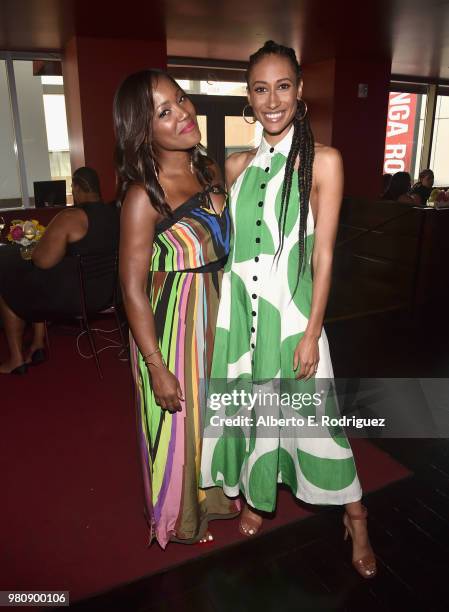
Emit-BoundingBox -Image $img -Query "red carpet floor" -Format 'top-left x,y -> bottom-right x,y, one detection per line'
0,324 -> 411,603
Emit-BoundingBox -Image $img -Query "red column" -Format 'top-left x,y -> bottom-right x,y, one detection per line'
302,59 -> 336,146
303,56 -> 391,198
63,36 -> 167,200
332,57 -> 391,198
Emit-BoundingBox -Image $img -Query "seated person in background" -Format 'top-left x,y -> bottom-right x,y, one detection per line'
409,169 -> 434,205
381,171 -> 414,203
0,166 -> 120,374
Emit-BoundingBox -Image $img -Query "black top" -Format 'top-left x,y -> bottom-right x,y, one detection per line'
409,184 -> 432,205
1,202 -> 120,321
66,201 -> 120,256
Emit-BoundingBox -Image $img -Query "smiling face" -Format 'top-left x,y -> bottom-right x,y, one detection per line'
151,75 -> 201,153
247,54 -> 302,140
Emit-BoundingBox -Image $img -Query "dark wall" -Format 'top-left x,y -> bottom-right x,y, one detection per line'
63,36 -> 167,201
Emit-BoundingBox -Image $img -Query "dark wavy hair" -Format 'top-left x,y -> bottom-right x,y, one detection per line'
247,40 -> 314,279
113,69 -> 213,213
381,171 -> 411,200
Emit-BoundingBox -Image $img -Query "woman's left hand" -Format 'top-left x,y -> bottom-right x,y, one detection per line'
293,333 -> 320,380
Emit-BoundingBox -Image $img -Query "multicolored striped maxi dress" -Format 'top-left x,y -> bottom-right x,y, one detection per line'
200,128 -> 362,512
130,187 -> 239,549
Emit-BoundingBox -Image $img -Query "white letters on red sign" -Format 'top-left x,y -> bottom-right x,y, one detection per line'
383,92 -> 417,175
384,143 -> 407,172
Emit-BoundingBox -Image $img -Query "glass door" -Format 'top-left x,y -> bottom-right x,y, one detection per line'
190,95 -> 251,175
225,115 -> 261,158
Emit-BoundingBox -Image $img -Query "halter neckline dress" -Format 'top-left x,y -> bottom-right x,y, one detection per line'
200,128 -> 362,511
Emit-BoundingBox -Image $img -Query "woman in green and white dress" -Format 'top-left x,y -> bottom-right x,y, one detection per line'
200,41 -> 376,579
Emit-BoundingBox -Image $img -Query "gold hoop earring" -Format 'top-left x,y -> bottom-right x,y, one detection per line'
243,104 -> 256,125
297,99 -> 308,121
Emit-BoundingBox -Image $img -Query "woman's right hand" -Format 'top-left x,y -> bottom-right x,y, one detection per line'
149,364 -> 184,412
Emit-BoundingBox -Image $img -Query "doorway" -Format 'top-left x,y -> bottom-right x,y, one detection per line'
190,94 -> 260,173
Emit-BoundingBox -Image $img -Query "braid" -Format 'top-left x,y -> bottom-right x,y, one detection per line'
298,101 -> 315,274
248,41 -> 315,293
275,119 -> 300,262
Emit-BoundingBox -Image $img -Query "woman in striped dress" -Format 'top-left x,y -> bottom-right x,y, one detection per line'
114,70 -> 239,549
200,41 -> 376,578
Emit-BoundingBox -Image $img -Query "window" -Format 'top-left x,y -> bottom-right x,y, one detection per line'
177,79 -> 247,97
0,60 -> 22,208
0,55 -> 71,209
225,116 -> 262,157
430,95 -> 449,186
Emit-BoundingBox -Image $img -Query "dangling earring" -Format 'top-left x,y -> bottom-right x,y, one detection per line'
190,144 -> 201,174
151,156 -> 158,177
296,99 -> 308,121
152,156 -> 167,198
243,104 -> 256,125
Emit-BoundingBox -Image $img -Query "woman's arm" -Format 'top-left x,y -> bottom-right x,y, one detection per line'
119,184 -> 184,411
225,150 -> 255,191
293,146 -> 343,379
32,208 -> 87,269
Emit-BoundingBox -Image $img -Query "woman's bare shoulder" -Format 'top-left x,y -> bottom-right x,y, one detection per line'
49,206 -> 86,230
313,143 -> 343,179
122,184 -> 158,215
225,149 -> 257,187
123,183 -> 151,203
314,142 -> 342,163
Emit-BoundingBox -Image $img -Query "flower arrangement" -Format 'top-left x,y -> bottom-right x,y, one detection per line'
428,189 -> 449,204
7,219 -> 46,259
7,219 -> 46,247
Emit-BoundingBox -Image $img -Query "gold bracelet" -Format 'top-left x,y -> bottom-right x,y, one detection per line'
145,356 -> 166,369
142,348 -> 161,361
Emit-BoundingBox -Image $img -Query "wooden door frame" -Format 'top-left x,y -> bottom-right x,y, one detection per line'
190,94 -> 251,172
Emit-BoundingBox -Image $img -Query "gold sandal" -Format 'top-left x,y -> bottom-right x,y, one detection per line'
343,505 -> 377,579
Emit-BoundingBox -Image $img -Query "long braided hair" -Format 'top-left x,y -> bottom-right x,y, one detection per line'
113,69 -> 213,212
247,41 -> 314,283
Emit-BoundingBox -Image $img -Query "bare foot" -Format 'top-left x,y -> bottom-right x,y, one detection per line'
239,504 -> 263,536
199,530 -> 214,544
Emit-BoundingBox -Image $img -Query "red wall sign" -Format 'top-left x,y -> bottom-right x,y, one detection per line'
383,92 -> 418,174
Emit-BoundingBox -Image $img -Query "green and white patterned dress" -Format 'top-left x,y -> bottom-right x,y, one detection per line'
200,126 -> 362,512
